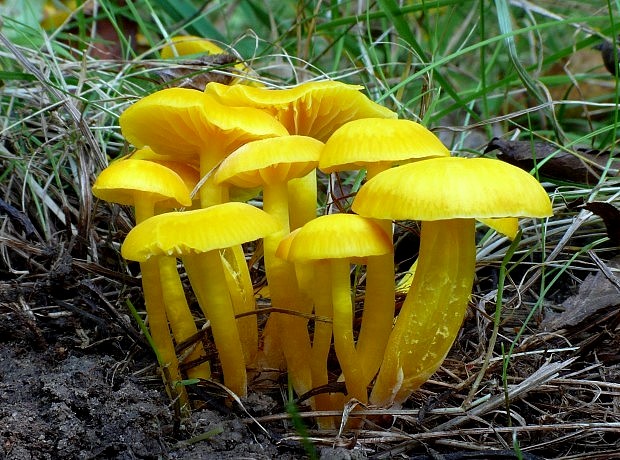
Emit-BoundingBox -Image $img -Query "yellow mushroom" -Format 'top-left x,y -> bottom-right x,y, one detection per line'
320,118 -> 450,385
121,202 -> 280,397
279,213 -> 393,406
352,157 -> 553,407
92,159 -> 197,401
161,35 -> 227,58
119,88 -> 288,364
213,135 -> 323,396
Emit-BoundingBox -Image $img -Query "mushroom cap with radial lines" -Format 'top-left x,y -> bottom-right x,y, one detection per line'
119,88 -> 289,161
204,80 -> 397,141
92,159 -> 191,208
351,157 -> 553,220
127,147 -> 200,194
320,118 -> 450,173
213,135 -> 323,187
278,213 -> 393,263
121,202 -> 280,262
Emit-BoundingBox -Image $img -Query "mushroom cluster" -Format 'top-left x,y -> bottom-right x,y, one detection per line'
93,75 -> 552,418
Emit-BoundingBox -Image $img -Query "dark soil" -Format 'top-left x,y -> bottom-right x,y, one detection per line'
0,295 -> 360,459
0,338 -> 287,459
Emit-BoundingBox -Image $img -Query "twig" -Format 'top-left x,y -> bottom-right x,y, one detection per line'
374,357 -> 577,458
587,250 -> 620,292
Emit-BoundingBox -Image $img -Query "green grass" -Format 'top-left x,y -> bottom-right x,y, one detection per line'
1,0 -> 620,456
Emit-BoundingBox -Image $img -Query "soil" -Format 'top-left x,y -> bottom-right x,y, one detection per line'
0,338 -> 283,459
0,290 -> 359,460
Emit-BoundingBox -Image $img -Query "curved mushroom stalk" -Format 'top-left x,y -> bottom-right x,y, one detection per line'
370,219 -> 476,407
183,251 -> 248,397
121,203 -> 280,400
220,251 -> 259,366
352,156 -> 552,407
355,225 -> 396,383
261,182 -> 313,396
213,135 -> 324,396
139,258 -> 187,403
330,259 -> 369,404
92,159 -> 194,406
158,256 -> 211,380
319,119 -> 452,386
309,260 -> 335,428
279,213 -> 393,410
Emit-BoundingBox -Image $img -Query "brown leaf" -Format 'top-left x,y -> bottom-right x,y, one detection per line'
582,201 -> 620,246
541,256 -> 620,330
594,37 -> 620,77
484,137 -> 618,184
152,54 -> 237,90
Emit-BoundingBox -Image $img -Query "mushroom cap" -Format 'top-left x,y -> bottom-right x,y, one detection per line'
92,159 -> 192,208
121,202 -> 279,262
352,157 -> 553,221
274,228 -> 301,261
213,135 -> 323,188
128,147 -> 200,194
480,217 -> 519,239
119,88 -> 288,162
320,118 -> 450,173
161,35 -> 225,58
204,80 -> 397,141
280,213 -> 393,262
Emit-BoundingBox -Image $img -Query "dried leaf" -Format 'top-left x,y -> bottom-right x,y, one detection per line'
594,37 -> 620,76
582,201 -> 620,245
0,197 -> 38,240
541,257 -> 620,330
484,137 -> 618,184
153,55 -> 237,90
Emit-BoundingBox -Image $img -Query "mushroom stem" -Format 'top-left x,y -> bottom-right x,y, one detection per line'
310,260 -> 335,428
183,251 -> 248,397
220,252 -> 258,366
197,155 -> 259,370
198,160 -> 230,208
133,201 -> 188,405
134,201 -> 155,226
288,170 -> 318,230
262,182 -> 313,396
140,258 -> 187,404
331,259 -> 368,404
355,223 -> 395,383
370,219 -> 476,407
355,163 -> 395,383
158,256 -> 211,380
